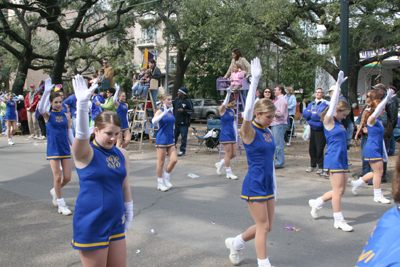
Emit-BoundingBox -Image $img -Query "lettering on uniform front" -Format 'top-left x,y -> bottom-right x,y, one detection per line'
263,132 -> 272,143
106,155 -> 121,169
56,116 -> 64,123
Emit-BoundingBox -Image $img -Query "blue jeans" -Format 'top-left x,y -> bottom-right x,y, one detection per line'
0,114 -> 6,132
139,85 -> 149,97
271,124 -> 287,167
175,125 -> 188,153
388,134 -> 395,156
132,84 -> 142,95
347,122 -> 353,146
150,89 -> 159,108
360,136 -> 372,176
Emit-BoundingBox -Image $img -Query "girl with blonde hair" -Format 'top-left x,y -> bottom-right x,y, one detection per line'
152,93 -> 178,191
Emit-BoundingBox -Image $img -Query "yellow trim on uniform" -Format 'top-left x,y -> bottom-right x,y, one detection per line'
93,139 -> 100,148
121,127 -> 129,131
241,194 -> 274,200
252,120 -> 265,130
364,157 -> 383,161
71,233 -> 125,248
47,155 -> 71,159
221,141 -> 236,144
51,109 -> 61,112
323,169 -> 349,172
155,143 -> 175,147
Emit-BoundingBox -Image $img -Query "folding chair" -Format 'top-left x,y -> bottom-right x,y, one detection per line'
192,119 -> 221,154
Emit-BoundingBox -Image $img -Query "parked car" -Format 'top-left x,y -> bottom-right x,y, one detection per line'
191,99 -> 221,121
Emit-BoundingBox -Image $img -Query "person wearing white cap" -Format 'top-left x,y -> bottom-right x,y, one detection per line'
173,87 -> 194,156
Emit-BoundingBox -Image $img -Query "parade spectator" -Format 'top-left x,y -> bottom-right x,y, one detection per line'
148,59 -> 162,107
173,87 -> 194,157
88,73 -> 98,88
36,91 -> 46,138
138,69 -> 152,100
24,84 -> 40,139
131,67 -> 147,99
284,86 -> 297,145
263,88 -> 275,102
303,88 -> 329,177
270,84 -> 288,169
228,64 -> 245,92
17,95 -> 29,135
386,85 -> 399,156
97,69 -> 106,91
102,58 -> 114,88
255,89 -> 264,104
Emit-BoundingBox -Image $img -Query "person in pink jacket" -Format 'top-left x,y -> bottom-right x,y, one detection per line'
228,64 -> 245,93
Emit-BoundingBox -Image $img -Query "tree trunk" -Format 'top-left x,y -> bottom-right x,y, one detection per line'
12,48 -> 33,96
348,50 -> 360,105
51,36 -> 70,84
172,49 -> 190,98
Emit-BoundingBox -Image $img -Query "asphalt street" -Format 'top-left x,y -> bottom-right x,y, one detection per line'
0,136 -> 394,267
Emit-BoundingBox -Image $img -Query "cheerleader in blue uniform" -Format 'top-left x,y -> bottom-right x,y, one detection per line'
0,92 -> 18,145
38,78 -> 75,216
225,58 -> 276,267
351,89 -> 395,204
215,89 -> 238,180
70,75 -> 133,267
113,84 -> 131,148
308,71 -> 353,232
152,94 -> 177,192
355,155 -> 400,267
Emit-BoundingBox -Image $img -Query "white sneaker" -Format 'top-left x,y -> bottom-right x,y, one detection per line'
164,179 -> 172,189
50,188 -> 57,206
8,140 -> 14,145
58,205 -> 72,216
334,220 -> 353,232
374,195 -> 391,204
225,237 -> 240,265
351,180 -> 359,195
285,142 -> 290,146
29,134 -> 35,138
226,172 -> 238,180
320,172 -> 330,179
308,199 -> 321,219
157,183 -> 168,192
215,162 -> 222,175
316,168 -> 323,174
38,136 -> 46,140
34,135 -> 39,139
306,167 -> 317,172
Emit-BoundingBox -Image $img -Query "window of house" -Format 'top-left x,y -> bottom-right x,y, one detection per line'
142,26 -> 157,42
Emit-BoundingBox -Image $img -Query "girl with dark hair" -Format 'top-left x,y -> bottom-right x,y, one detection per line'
215,90 -> 238,179
152,93 -> 177,191
263,88 -> 275,103
255,89 -> 264,104
113,84 -> 131,148
308,71 -> 353,232
38,78 -> 74,215
70,75 -> 133,267
223,48 -> 251,79
0,92 -> 18,145
351,89 -> 396,204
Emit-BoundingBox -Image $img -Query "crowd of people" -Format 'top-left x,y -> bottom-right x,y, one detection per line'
1,49 -> 400,267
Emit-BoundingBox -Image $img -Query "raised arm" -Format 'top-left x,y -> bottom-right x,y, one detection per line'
368,89 -> 395,126
113,83 -> 120,109
240,57 -> 262,144
324,71 -> 347,129
152,104 -> 170,124
219,88 -> 232,115
38,78 -> 54,120
71,75 -> 98,166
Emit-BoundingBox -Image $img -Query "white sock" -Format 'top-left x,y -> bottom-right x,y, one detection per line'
157,178 -> 164,184
57,198 -> 66,206
8,138 -> 11,142
333,212 -> 344,222
257,258 -> 271,267
374,188 -> 382,198
232,234 -> 245,250
163,172 -> 170,180
226,166 -> 232,173
314,197 -> 325,209
218,159 -> 225,167
355,178 -> 365,188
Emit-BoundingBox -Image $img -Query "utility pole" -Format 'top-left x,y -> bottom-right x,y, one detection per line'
340,0 -> 349,100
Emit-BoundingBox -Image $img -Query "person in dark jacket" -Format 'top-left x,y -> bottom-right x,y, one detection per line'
303,88 -> 329,178
173,87 -> 194,156
148,59 -> 162,107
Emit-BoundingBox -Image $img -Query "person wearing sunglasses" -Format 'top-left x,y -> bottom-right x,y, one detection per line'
263,88 -> 275,103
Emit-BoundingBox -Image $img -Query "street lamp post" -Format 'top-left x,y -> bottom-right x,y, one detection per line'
340,0 -> 349,100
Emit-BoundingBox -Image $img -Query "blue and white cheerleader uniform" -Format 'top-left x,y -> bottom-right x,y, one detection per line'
220,106 -> 236,144
5,100 -> 16,121
364,118 -> 384,162
46,109 -> 70,160
323,117 -> 349,173
71,139 -> 127,250
241,120 -> 276,201
116,102 -> 129,131
155,108 -> 175,148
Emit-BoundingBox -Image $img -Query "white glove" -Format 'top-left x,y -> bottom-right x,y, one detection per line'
73,75 -> 97,140
243,57 -> 262,121
124,200 -> 134,233
372,89 -> 395,119
222,88 -> 233,106
38,77 -> 54,114
326,70 -> 347,118
152,104 -> 170,124
114,83 -> 120,104
68,128 -> 74,145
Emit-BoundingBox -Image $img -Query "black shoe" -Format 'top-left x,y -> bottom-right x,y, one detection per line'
382,178 -> 387,183
178,151 -> 185,156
